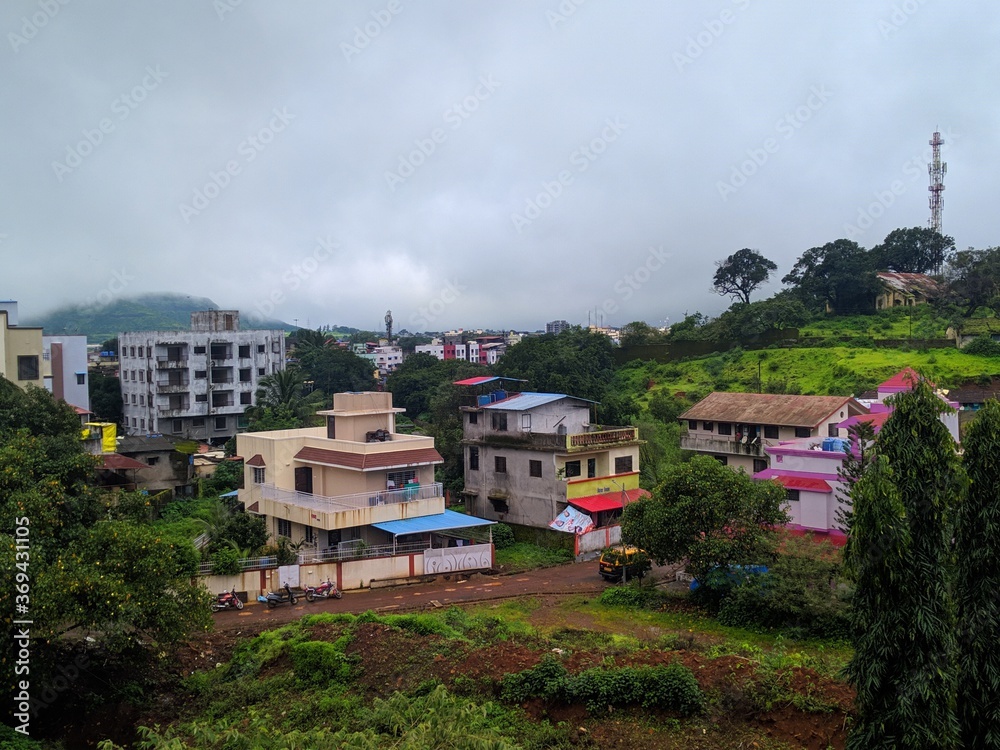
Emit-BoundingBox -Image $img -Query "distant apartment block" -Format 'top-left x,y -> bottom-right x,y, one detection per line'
415,336 -> 506,365
546,320 -> 571,335
119,310 -> 285,441
43,334 -> 90,412
0,301 -> 45,392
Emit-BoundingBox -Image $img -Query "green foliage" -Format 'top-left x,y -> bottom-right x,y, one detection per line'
845,379 -> 963,749
500,656 -> 704,716
955,400 -> 1000,748
494,542 -> 572,571
297,346 -> 376,396
598,583 -> 664,609
210,545 -> 241,575
215,511 -> 268,554
873,227 -> 954,274
491,522 -> 515,550
88,370 -> 123,423
621,455 -> 789,582
200,459 -> 243,497
249,367 -> 325,426
944,246 -> 1000,317
712,248 -> 778,305
783,238 -> 881,314
962,335 -> 1000,356
290,639 -> 353,687
647,389 -> 685,423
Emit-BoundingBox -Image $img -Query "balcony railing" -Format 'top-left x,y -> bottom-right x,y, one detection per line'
258,481 -> 443,513
568,428 -> 639,450
156,357 -> 188,368
680,435 -> 764,457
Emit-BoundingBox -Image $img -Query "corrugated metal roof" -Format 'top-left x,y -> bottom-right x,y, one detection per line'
99,453 -> 147,470
481,392 -> 596,411
570,488 -> 649,513
876,272 -> 942,298
372,509 -> 495,536
679,392 -> 863,428
878,367 -> 928,391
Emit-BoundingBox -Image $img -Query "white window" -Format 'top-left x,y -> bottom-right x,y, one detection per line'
252,467 -> 265,484
521,414 -> 531,431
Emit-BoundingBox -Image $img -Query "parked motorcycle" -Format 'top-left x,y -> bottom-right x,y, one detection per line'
211,587 -> 244,612
258,583 -> 298,609
305,578 -> 343,602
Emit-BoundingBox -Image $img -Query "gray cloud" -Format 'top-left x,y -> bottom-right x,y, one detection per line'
2,0 -> 997,331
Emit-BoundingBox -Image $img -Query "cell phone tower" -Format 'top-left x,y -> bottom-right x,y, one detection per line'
928,130 -> 946,235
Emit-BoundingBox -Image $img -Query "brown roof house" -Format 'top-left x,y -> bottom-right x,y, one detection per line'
234,391 -> 495,593
875,272 -> 942,310
679,392 -> 867,474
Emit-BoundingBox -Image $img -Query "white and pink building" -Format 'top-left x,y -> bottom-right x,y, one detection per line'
753,368 -> 959,545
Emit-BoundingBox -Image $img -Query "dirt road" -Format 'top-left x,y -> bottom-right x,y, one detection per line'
210,560 -> 680,630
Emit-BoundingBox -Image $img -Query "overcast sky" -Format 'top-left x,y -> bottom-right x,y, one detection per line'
2,1 -> 998,333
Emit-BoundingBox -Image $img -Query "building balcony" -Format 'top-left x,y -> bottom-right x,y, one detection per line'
247,482 -> 446,531
156,357 -> 188,368
158,406 -> 191,418
467,427 -> 640,453
156,381 -> 189,392
680,434 -> 764,457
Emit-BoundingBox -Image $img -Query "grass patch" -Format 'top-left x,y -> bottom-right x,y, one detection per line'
495,542 -> 573,572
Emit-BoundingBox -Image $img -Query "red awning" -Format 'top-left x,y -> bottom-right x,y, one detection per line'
771,475 -> 832,493
570,488 -> 649,514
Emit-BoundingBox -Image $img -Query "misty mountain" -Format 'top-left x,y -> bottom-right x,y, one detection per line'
24,293 -> 293,344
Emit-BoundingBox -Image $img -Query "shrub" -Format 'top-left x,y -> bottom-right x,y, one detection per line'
210,546 -> 241,576
290,639 -> 353,687
963,335 -> 1000,357
492,523 -> 515,550
598,584 -> 662,609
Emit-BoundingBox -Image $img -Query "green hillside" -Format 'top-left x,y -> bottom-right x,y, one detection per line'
24,293 -> 293,343
620,346 -> 1000,408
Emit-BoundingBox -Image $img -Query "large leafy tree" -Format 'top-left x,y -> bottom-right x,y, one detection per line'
782,239 -> 882,314
495,327 -> 618,414
620,455 -> 788,582
0,380 -> 210,712
712,248 -> 778,305
618,321 -> 667,348
955,400 -> 1000,748
873,227 -> 954,274
387,352 -> 455,418
943,246 -> 1000,317
88,370 -> 123,423
845,378 -> 961,749
251,367 -> 325,425
298,346 -> 376,396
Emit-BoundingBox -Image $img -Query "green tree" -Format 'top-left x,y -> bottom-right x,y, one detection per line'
620,455 -> 788,582
944,246 -> 1000,317
712,248 -> 778,305
216,511 -> 268,555
835,419 -> 877,534
873,227 -> 954,274
387,352 -> 453,418
251,367 -> 325,425
955,400 -> 1000,748
845,379 -> 961,749
618,321 -> 667,348
783,239 -> 881,314
844,456 -> 914,749
298,347 -> 376,396
88,371 -> 123,423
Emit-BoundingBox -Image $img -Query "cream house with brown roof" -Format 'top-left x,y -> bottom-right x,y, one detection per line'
236,391 -> 494,582
679,392 -> 867,473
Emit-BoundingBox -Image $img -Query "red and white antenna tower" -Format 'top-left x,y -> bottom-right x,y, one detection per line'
928,130 -> 946,234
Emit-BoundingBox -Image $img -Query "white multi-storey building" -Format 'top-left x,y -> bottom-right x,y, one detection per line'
42,334 -> 90,413
119,311 -> 285,441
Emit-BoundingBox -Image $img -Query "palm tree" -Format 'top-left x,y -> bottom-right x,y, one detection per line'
249,367 -> 326,425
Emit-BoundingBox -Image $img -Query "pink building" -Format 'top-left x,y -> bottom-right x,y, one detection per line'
753,368 -> 959,545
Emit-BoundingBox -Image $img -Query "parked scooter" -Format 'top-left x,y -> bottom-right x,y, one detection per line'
305,578 -> 343,602
258,583 -> 298,609
211,587 -> 244,612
